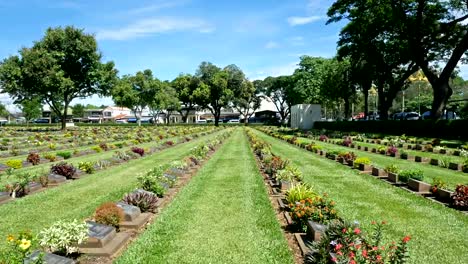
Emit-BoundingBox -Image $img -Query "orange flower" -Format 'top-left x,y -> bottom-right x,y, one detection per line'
402,235 -> 411,243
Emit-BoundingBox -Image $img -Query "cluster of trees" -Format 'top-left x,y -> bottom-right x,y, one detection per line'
0,26 -> 263,129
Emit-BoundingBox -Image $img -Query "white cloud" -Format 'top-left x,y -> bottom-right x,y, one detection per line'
249,62 -> 298,80
287,16 -> 322,26
96,17 -> 214,41
265,41 -> 279,49
127,1 -> 187,15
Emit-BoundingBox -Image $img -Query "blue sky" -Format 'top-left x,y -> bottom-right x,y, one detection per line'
0,0 -> 467,110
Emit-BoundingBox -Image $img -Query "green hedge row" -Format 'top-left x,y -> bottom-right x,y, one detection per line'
314,120 -> 468,140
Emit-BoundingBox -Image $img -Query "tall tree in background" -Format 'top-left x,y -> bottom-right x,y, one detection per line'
293,56 -> 331,104
194,62 -> 233,126
71,103 -> 85,118
0,26 -> 117,129
0,103 -> 9,119
148,81 -> 180,124
112,69 -> 157,126
261,75 -> 296,124
232,79 -> 261,124
172,74 -> 198,123
19,98 -> 42,123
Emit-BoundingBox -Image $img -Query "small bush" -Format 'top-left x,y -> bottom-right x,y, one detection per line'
91,146 -> 103,153
290,194 -> 339,229
384,164 -> 400,174
353,157 -> 371,169
451,184 -> 468,209
431,177 -> 447,194
50,162 -> 76,179
123,191 -> 159,213
26,153 -> 41,166
286,183 -> 316,204
99,143 -> 108,151
38,220 -> 88,255
6,160 -> 22,169
94,202 -> 124,228
399,169 -> 424,183
44,153 -> 57,162
131,147 -> 145,157
78,161 -> 95,174
56,151 -> 72,160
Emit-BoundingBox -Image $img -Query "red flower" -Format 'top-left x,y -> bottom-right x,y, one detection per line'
342,228 -> 347,233
350,260 -> 356,264
354,228 -> 361,234
335,243 -> 343,250
331,257 -> 337,263
337,251 -> 343,256
349,251 -> 355,258
362,250 -> 368,257
371,220 -> 376,225
402,235 -> 411,243
377,255 -> 382,261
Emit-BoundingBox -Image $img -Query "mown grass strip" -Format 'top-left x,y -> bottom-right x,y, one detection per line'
291,135 -> 468,190
116,129 -> 294,264
0,130 -> 224,251
253,129 -> 468,264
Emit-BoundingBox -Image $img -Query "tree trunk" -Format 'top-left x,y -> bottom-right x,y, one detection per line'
343,98 -> 350,119
61,103 -> 69,130
431,81 -> 452,119
362,80 -> 370,119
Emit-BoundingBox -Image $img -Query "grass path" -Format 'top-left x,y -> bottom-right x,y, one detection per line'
253,129 -> 468,264
116,129 -> 294,264
0,130 -> 223,251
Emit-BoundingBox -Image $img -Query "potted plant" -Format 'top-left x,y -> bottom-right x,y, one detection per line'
354,157 -> 371,171
385,165 -> 400,182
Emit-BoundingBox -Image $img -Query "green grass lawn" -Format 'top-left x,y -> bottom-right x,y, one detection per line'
0,130 -> 224,251
0,129 -> 214,185
289,135 -> 468,190
116,129 -> 294,264
253,129 -> 468,264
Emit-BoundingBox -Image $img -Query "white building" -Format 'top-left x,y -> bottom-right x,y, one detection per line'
290,104 -> 322,130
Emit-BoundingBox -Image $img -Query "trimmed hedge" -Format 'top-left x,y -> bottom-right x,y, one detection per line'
314,120 -> 468,140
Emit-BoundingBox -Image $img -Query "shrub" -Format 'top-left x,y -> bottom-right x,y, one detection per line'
286,183 -> 317,204
123,191 -> 159,213
290,194 -> 339,230
276,165 -> 303,182
91,146 -> 103,153
38,220 -> 88,255
6,160 -> 22,169
353,157 -> 371,169
115,142 -> 124,149
463,158 -> 468,173
1,231 -> 36,263
131,147 -> 145,157
342,136 -> 352,147
165,141 -> 174,146
384,164 -> 400,174
451,184 -> 468,209
44,153 -> 57,162
50,162 -> 76,179
137,173 -> 166,197
78,161 -> 95,174
431,177 -> 448,194
94,202 -> 124,228
306,220 -> 411,264
387,146 -> 398,155
48,143 -> 56,150
99,143 -> 109,151
56,151 -> 72,160
26,153 -> 41,166
399,169 -> 424,183
319,135 -> 328,141
377,146 -> 386,154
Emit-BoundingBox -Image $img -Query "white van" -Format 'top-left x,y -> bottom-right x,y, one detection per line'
228,119 -> 239,123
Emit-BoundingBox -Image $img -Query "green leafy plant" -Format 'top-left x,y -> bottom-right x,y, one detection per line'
43,152 -> 57,162
78,161 -> 96,174
353,157 -> 371,169
0,231 -> 40,263
384,164 -> 400,174
91,146 -> 103,153
50,162 -> 76,179
6,159 -> 22,169
38,220 -> 88,255
56,151 -> 72,160
290,193 -> 339,230
286,183 -> 317,204
276,165 -> 303,182
431,177 -> 448,194
399,169 -> 424,183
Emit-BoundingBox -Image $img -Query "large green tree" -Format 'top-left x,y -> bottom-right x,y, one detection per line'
19,98 -> 42,123
171,74 -> 199,123
194,62 -> 235,126
112,69 -> 158,126
0,26 -> 117,129
71,103 -> 85,118
148,81 -> 180,124
232,79 -> 261,124
260,75 -> 297,124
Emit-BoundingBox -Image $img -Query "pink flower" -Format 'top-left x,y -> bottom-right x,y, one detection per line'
342,228 -> 347,233
350,260 -> 356,264
331,257 -> 337,263
335,243 -> 343,250
354,228 -> 361,234
402,235 -> 411,243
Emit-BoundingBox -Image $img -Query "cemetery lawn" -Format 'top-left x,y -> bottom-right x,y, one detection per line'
0,131 -> 222,252
253,129 -> 468,264
116,129 -> 294,264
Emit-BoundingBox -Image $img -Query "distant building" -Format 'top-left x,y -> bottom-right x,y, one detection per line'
290,104 -> 322,130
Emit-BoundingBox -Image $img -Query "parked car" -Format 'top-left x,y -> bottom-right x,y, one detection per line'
421,110 -> 459,120
228,119 -> 239,123
404,112 -> 420,120
33,118 -> 50,124
196,120 -> 207,124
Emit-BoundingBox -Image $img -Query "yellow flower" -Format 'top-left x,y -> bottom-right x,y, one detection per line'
6,235 -> 14,242
18,239 -> 31,251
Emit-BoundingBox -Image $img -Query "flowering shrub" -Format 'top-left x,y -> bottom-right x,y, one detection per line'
99,143 -> 109,151
0,231 -> 37,263
6,160 -> 22,169
451,184 -> 468,210
266,156 -> 289,176
306,220 -> 411,264
290,194 -> 339,230
26,153 -> 41,165
319,135 -> 329,142
38,220 -> 88,255
286,183 -> 317,204
123,191 -> 159,213
131,147 -> 145,157
430,178 -> 447,194
354,157 -> 371,169
50,162 -> 76,179
94,202 -> 124,228
165,140 -> 174,146
342,137 -> 352,147
386,146 -> 398,155
78,161 -> 96,174
338,152 -> 356,162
